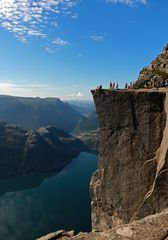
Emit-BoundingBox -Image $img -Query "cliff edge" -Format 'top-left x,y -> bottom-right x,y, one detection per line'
91,89 -> 168,231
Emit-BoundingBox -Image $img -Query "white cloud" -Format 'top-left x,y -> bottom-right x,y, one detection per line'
69,92 -> 84,98
77,92 -> 83,97
105,0 -> 147,6
88,33 -> 107,42
45,47 -> 55,54
52,37 -> 70,46
0,0 -> 76,43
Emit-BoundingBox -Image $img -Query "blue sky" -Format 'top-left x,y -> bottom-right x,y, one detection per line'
0,0 -> 167,100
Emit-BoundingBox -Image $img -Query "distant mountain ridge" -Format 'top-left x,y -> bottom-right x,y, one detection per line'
0,95 -> 82,132
65,100 -> 95,116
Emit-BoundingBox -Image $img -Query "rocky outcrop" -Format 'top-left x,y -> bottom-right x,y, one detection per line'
36,230 -> 77,240
0,121 -> 86,178
36,208 -> 168,240
91,89 -> 168,231
137,43 -> 168,87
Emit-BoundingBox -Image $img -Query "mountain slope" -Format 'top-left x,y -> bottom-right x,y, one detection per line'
0,121 -> 86,177
75,111 -> 99,133
137,43 -> 168,87
0,95 -> 82,132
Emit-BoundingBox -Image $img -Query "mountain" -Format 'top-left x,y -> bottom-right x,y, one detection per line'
0,121 -> 86,178
74,111 -> 99,153
137,43 -> 168,87
65,100 -> 95,116
75,111 -> 99,133
0,95 -> 82,132
76,130 -> 99,154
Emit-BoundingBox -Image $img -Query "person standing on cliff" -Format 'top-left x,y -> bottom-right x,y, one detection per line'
116,82 -> 119,89
130,82 -> 133,89
110,81 -> 112,89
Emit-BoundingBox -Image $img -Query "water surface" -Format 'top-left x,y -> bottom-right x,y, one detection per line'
0,152 -> 98,240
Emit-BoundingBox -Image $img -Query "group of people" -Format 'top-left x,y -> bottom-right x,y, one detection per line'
96,83 -> 118,90
109,81 -> 119,90
124,82 -> 134,89
96,79 -> 168,91
96,81 -> 136,91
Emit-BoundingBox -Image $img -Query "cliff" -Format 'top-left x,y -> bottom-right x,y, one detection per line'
91,89 -> 168,231
38,89 -> 168,240
36,43 -> 168,240
0,122 -> 86,178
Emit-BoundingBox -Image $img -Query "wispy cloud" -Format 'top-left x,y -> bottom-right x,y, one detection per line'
0,81 -> 62,97
52,38 -> 70,46
105,0 -> 147,6
45,47 -> 55,54
0,0 -> 76,44
88,33 -> 107,42
0,81 -> 93,100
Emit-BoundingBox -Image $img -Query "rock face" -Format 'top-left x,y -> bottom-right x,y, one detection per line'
37,208 -> 168,240
0,121 -> 85,178
137,43 -> 168,87
91,89 -> 168,231
36,230 -> 77,240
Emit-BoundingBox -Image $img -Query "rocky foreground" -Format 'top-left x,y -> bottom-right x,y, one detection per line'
37,208 -> 168,240
0,121 -> 86,178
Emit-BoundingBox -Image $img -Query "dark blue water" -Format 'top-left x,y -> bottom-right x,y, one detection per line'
0,152 -> 98,240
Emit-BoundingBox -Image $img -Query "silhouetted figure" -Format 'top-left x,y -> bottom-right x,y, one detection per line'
116,82 -> 118,89
125,83 -> 128,89
110,81 -> 113,89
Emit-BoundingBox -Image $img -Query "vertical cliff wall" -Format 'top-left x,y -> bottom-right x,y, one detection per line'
91,90 -> 168,231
